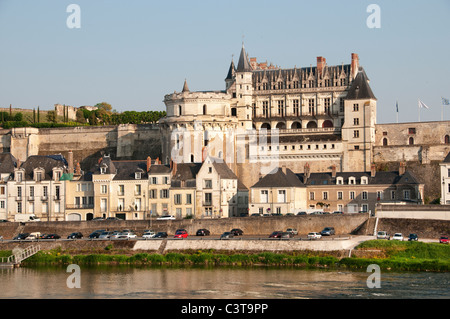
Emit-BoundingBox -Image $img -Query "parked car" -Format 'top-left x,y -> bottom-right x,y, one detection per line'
332,211 -> 344,214
230,228 -> 243,236
67,232 -> 83,239
157,215 -> 176,220
286,228 -> 298,235
250,213 -> 261,217
154,232 -> 168,238
99,231 -> 114,239
196,229 -> 210,236
376,231 -> 390,240
109,231 -> 122,239
408,233 -> 419,241
106,217 -> 122,221
296,211 -> 307,216
25,232 -> 41,240
174,230 -> 188,239
42,233 -> 60,239
307,232 -> 322,240
320,227 -> 335,236
439,236 -> 449,244
13,233 -> 30,240
220,232 -> 234,239
392,233 -> 404,241
91,217 -> 105,221
310,211 -> 324,215
281,232 -> 293,238
269,231 -> 283,238
89,230 -> 106,239
142,230 -> 156,239
118,232 -> 137,239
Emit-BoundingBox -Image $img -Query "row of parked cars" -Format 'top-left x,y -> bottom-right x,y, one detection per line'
377,231 -> 449,243
13,232 -> 61,240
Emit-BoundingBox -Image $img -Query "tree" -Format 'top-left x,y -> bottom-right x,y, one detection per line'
46,110 -> 57,123
75,109 -> 85,124
14,112 -> 23,122
95,102 -> 112,113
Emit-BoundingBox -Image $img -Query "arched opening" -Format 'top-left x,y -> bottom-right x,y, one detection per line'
260,123 -> 271,130
383,138 -> 388,146
445,135 -> 450,144
409,137 -> 414,145
322,120 -> 333,128
86,213 -> 94,221
178,105 -> 182,116
291,121 -> 302,129
231,108 -> 237,116
306,121 -> 318,129
203,105 -> 207,115
190,154 -> 195,163
67,213 -> 81,221
276,122 -> 286,129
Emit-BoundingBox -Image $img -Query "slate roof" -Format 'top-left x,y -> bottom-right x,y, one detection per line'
346,67 -> 377,100
443,152 -> 450,163
0,153 -> 17,174
148,164 -> 171,175
111,161 -> 148,180
171,163 -> 202,188
236,44 -> 253,72
20,155 -> 67,181
252,167 -> 305,188
297,171 -> 420,186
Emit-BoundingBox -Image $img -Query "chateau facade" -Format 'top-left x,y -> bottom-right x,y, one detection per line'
160,45 -> 377,189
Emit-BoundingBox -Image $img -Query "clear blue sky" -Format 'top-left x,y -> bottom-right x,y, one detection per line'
0,0 -> 449,124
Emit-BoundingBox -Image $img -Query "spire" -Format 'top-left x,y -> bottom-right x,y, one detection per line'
346,68 -> 377,100
182,79 -> 189,92
236,43 -> 252,72
225,59 -> 235,80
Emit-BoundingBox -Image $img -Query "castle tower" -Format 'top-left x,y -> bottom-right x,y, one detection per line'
234,44 -> 253,130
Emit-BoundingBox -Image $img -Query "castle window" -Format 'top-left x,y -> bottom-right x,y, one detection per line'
231,108 -> 237,117
408,137 -> 414,145
353,118 -> 359,126
353,130 -> 360,138
408,128 -> 416,134
383,138 -> 388,146
353,104 -> 359,112
178,105 -> 182,116
445,135 -> 450,144
203,105 -> 207,115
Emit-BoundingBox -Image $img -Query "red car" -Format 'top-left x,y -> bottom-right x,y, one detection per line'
174,230 -> 188,238
439,236 -> 449,244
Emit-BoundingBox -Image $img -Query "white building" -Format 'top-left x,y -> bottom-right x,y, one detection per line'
440,152 -> 450,204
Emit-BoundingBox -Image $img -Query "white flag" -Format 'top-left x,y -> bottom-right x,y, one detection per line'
418,99 -> 429,109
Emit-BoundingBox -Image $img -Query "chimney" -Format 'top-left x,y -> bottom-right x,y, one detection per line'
351,53 -> 359,79
399,162 -> 406,176
172,161 -> 178,177
75,162 -> 81,175
331,164 -> 336,178
202,146 -> 207,162
317,56 -> 326,76
146,156 -> 152,172
371,163 -> 376,177
68,150 -> 74,174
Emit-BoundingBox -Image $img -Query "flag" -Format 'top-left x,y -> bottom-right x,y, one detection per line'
418,99 -> 429,109
443,97 -> 450,105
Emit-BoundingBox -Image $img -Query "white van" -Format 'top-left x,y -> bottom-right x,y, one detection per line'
15,214 -> 41,222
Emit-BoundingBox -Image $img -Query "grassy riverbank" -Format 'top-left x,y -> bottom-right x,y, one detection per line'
2,240 -> 449,272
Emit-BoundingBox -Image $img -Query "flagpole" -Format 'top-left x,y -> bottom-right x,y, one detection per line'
418,98 -> 420,122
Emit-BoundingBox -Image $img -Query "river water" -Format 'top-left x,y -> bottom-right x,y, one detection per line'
0,266 -> 448,299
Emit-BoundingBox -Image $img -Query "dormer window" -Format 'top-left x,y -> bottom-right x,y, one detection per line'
16,172 -> 23,182
100,164 -> 107,174
361,176 -> 368,185
135,172 -> 142,180
53,168 -> 63,181
34,168 -> 44,182
336,177 -> 344,185
349,177 -> 356,185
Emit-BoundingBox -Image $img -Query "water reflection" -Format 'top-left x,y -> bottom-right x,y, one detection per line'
0,266 -> 448,299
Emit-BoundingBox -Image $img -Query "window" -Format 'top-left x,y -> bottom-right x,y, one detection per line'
361,177 -> 368,184
135,184 -> 141,196
277,100 -> 285,116
276,207 -> 281,214
376,191 -> 383,200
0,186 -> 4,195
445,135 -> 450,144
353,130 -> 360,138
337,177 -> 344,185
337,191 -> 343,200
55,186 -> 60,200
323,192 -> 328,200
350,191 -> 355,200
362,191 -> 368,200
261,190 -> 269,203
16,172 -> 22,182
100,199 -> 107,212
403,190 -> 410,200
203,105 -> 207,115
278,190 -> 286,203
204,179 -> 212,189
118,185 -> 124,196
308,99 -> 315,115
349,177 -> 356,185
362,204 -> 369,213
152,177 -> 157,184
383,138 -> 388,146
309,192 -> 315,200
339,99 -> 344,113
29,186 -> 34,198
17,202 -> 22,213
43,186 -> 48,198
391,190 -> 396,200
324,98 -> 331,114
149,189 -> 157,199
353,104 -> 359,112
35,171 -> 42,182
101,185 -> 107,194
204,193 -> 212,206
262,101 -> 269,117
0,201 -> 5,209
186,193 -> 192,204
353,118 -> 359,125
17,186 -> 22,198
409,137 -> 414,145
160,189 -> 169,199
174,194 -> 182,205
408,128 -> 416,134
135,172 -> 142,179
293,99 -> 299,116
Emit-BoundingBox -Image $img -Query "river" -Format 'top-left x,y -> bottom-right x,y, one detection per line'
0,266 -> 448,299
